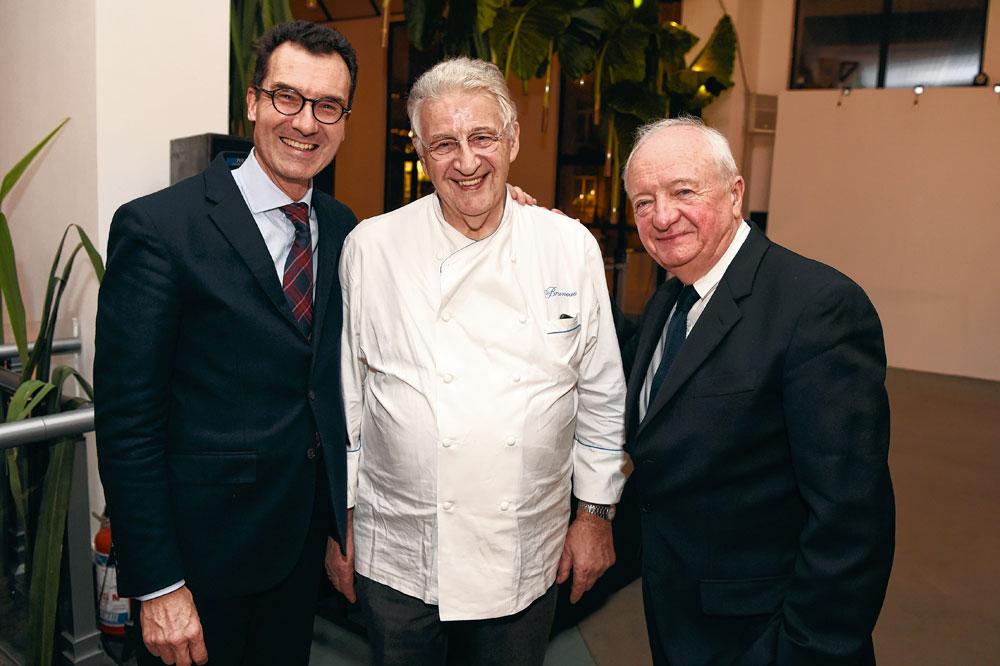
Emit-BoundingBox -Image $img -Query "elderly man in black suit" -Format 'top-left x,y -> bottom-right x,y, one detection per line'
622,117 -> 894,666
95,22 -> 358,666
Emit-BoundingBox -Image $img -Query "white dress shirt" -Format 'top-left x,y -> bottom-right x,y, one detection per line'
137,150 -> 318,602
231,148 -> 319,283
638,220 -> 750,421
340,192 -> 628,620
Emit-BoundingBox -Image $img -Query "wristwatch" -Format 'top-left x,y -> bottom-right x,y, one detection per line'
579,502 -> 616,521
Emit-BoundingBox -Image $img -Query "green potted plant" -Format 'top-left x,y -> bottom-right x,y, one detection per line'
0,119 -> 104,666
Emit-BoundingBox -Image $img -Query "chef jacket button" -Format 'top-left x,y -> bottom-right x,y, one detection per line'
442,311 -> 452,322
505,436 -> 516,447
442,373 -> 454,384
442,439 -> 453,448
510,255 -> 517,263
499,501 -> 510,511
518,313 -> 528,323
512,374 -> 521,383
443,501 -> 454,511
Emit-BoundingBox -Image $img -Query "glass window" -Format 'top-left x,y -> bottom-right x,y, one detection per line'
791,0 -> 988,89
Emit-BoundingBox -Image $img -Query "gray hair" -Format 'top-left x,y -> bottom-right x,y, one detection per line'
407,57 -> 518,144
622,117 -> 739,195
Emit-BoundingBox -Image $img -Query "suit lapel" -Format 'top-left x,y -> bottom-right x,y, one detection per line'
204,156 -> 308,339
635,225 -> 771,437
625,280 -> 681,441
310,195 -> 339,349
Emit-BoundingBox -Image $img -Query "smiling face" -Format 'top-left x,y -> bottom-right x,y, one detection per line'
247,42 -> 351,200
626,127 -> 744,284
416,92 -> 520,239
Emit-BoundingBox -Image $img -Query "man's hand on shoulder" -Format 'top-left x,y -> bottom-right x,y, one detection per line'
506,183 -> 537,207
140,585 -> 207,666
557,510 -> 615,603
325,508 -> 356,603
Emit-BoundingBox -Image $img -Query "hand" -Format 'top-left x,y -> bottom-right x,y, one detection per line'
556,511 -> 615,603
506,183 -> 537,206
140,586 -> 207,666
325,508 -> 356,602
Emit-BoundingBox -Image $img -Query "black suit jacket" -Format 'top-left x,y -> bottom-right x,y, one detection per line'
95,156 -> 355,599
627,225 -> 894,666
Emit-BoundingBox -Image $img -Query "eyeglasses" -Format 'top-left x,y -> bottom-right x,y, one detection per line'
419,130 -> 506,160
255,86 -> 351,125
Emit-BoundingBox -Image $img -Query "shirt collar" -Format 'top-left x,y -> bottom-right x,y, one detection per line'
691,220 -> 750,298
431,190 -> 514,248
234,148 -> 314,214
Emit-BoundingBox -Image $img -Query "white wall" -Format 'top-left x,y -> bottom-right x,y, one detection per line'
769,88 -> 1000,381
1,1 -> 229,536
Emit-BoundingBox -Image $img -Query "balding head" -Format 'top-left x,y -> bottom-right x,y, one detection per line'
622,117 -> 744,284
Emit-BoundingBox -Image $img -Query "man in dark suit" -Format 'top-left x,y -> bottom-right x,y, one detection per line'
622,117 -> 894,665
95,22 -> 358,666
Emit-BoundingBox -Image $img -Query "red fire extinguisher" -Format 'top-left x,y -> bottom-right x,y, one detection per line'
94,512 -> 131,636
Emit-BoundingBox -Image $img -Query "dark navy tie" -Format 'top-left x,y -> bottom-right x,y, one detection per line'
280,202 -> 313,337
647,285 -> 699,408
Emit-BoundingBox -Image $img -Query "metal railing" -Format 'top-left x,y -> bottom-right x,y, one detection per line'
0,335 -> 109,665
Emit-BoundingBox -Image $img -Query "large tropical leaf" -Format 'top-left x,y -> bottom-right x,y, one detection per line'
688,14 -> 736,87
443,0 -> 480,56
600,0 -> 651,84
492,0 -> 579,81
25,437 -> 75,666
555,6 -> 606,80
476,0 -> 505,34
657,21 -> 699,72
605,81 -> 667,123
404,0 -> 446,51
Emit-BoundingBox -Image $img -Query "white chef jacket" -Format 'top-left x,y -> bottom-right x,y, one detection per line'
340,192 -> 627,620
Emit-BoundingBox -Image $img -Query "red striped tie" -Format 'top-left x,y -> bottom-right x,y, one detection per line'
280,202 -> 313,337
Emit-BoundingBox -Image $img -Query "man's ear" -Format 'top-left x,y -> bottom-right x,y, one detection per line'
508,121 -> 521,162
247,87 -> 258,122
730,176 -> 745,218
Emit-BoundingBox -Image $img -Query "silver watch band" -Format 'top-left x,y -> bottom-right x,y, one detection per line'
579,502 -> 616,521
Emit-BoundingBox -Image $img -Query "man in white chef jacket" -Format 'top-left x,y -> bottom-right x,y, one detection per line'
328,57 -> 628,666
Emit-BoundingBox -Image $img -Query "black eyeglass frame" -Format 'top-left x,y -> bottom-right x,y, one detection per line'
254,86 -> 352,125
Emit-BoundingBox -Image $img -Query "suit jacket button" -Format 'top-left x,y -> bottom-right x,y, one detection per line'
306,447 -> 317,460
641,502 -> 652,513
307,389 -> 316,401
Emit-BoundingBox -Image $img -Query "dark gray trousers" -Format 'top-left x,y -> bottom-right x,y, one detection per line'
356,575 -> 558,666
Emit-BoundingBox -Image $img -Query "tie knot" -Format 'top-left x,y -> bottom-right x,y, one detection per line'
280,202 -> 309,228
675,285 -> 699,315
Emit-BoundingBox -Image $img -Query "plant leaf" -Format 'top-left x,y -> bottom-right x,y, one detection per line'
605,81 -> 667,123
477,0 -> 504,34
0,118 -> 69,206
51,365 -> 95,403
657,21 -> 699,72
0,211 -> 28,367
25,437 -> 75,666
688,14 -> 736,87
7,380 -> 55,423
404,0 -> 445,51
4,447 -> 30,575
72,223 -> 105,283
555,6 -> 606,80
